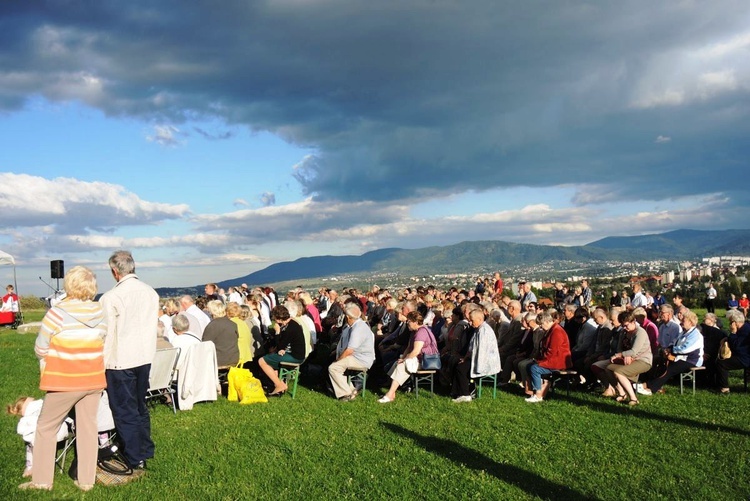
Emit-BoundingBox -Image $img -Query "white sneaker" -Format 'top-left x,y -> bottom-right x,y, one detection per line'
452,395 -> 473,403
525,395 -> 543,403
636,383 -> 644,392
637,387 -> 653,396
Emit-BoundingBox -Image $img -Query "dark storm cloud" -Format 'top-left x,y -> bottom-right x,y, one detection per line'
1,1 -> 749,204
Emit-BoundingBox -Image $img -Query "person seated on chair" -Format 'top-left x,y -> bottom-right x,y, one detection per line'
226,302 -> 253,365
639,309 -> 704,396
7,396 -> 71,478
378,300 -> 418,373
515,312 -> 547,391
739,294 -> 749,318
286,300 -> 314,359
155,320 -> 173,350
1,284 -> 19,312
258,305 -> 306,396
716,309 -> 750,394
438,306 -> 471,387
578,307 -> 614,389
524,310 -> 572,403
595,311 -> 652,406
9,391 -> 114,481
699,313 -> 726,386
328,303 -> 375,401
378,310 -> 439,404
170,314 -> 201,373
451,309 -> 502,402
498,311 -> 534,386
202,300 -> 239,368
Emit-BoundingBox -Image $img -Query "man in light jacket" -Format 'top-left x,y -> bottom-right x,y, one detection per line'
100,250 -> 159,470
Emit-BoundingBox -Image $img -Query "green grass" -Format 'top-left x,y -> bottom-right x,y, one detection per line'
1,325 -> 749,500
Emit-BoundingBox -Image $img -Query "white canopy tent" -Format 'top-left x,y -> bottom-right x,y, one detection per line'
0,250 -> 17,288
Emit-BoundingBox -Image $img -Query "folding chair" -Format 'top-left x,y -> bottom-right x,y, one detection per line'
55,391 -> 117,473
147,347 -> 181,413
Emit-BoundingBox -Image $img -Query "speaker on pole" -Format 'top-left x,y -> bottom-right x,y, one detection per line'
50,260 -> 64,279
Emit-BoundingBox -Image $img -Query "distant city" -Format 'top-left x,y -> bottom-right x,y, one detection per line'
193,255 -> 750,304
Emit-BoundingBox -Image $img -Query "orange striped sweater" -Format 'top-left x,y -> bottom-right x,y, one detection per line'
35,299 -> 107,392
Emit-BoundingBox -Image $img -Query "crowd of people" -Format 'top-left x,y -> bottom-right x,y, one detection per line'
9,266 -> 750,492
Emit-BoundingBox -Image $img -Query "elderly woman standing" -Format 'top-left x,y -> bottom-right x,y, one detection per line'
20,266 -> 107,492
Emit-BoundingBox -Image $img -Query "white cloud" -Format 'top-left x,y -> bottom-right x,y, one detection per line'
146,125 -> 184,147
233,198 -> 250,208
0,172 -> 189,240
697,31 -> 750,59
698,70 -> 739,98
655,135 -> 671,143
631,30 -> 750,110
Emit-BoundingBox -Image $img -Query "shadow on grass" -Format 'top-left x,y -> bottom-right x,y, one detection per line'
555,393 -> 750,437
381,422 -> 597,501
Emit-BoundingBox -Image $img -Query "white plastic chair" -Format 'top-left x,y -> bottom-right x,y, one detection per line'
147,348 -> 181,413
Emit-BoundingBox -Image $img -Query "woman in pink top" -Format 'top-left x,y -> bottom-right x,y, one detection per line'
378,311 -> 439,403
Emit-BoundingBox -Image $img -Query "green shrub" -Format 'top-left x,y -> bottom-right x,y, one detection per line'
19,295 -> 46,310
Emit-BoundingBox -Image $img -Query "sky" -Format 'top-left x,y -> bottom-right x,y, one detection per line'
1,1 -> 749,297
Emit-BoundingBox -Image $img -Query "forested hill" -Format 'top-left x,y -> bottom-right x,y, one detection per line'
154,229 -> 750,295
217,229 -> 750,287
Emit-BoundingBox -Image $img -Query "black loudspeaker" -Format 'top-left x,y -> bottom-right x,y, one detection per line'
51,260 -> 65,279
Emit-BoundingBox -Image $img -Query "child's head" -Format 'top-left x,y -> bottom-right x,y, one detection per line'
5,284 -> 13,293
6,396 -> 33,417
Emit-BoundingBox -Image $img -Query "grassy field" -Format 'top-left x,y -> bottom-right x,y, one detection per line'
1,311 -> 749,500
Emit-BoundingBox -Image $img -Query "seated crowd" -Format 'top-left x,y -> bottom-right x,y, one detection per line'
153,277 -> 750,406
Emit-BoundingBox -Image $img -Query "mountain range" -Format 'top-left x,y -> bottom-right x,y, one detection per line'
154,229 -> 750,295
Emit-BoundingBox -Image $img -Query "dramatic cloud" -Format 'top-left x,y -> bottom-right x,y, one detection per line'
0,173 -> 190,233
1,1 -> 747,207
192,198 -> 408,244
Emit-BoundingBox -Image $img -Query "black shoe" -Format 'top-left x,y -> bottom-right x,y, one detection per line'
133,460 -> 146,470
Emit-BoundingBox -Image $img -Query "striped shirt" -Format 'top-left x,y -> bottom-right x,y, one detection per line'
35,299 -> 107,392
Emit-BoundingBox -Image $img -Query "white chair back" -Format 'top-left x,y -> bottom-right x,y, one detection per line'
148,347 -> 181,393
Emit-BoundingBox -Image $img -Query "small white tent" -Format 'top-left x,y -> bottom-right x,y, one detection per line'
0,250 -> 17,288
0,250 -> 14,266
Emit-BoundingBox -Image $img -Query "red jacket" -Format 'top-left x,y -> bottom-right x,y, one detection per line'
537,323 -> 572,370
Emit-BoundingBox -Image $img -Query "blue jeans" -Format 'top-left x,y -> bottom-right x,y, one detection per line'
528,363 -> 556,392
106,364 -> 154,467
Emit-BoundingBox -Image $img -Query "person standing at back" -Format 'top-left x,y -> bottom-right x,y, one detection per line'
99,250 -> 159,470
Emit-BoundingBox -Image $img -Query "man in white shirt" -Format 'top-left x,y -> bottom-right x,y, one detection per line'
100,250 -> 159,469
179,295 -> 210,339
328,303 -> 375,401
705,283 -> 717,313
630,283 -> 648,309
